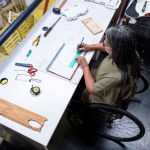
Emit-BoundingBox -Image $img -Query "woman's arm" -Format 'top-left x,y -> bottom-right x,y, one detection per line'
82,66 -> 96,95
76,56 -> 96,95
78,43 -> 106,52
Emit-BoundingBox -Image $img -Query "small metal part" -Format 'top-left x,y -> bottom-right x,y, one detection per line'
0,78 -> 8,85
30,85 -> 40,96
42,26 -> 49,31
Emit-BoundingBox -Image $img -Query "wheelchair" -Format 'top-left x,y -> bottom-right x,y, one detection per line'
67,73 -> 149,142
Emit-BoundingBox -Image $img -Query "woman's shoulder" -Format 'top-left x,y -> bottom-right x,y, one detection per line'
100,55 -> 118,71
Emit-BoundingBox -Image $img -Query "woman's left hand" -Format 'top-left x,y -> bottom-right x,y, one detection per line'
76,56 -> 88,69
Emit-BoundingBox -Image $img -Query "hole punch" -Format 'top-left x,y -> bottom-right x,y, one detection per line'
0,78 -> 8,85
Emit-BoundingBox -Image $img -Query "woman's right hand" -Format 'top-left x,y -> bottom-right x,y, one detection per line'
77,43 -> 91,51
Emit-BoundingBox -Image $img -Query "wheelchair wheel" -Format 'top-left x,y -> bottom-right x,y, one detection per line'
80,103 -> 145,142
136,73 -> 149,94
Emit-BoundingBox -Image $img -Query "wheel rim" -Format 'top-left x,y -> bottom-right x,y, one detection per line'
97,111 -> 142,141
81,106 -> 145,141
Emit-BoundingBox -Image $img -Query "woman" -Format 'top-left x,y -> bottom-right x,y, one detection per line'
76,25 -> 141,105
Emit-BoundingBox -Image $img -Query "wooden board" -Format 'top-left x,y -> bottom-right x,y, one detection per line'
82,17 -> 103,35
0,98 -> 47,132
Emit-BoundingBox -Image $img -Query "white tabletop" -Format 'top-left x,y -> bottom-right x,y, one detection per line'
0,0 -> 118,147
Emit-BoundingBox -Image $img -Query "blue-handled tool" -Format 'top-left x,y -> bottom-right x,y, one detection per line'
15,63 -> 33,68
25,50 -> 32,61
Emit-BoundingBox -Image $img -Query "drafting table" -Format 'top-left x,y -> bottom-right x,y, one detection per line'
0,0 -> 120,149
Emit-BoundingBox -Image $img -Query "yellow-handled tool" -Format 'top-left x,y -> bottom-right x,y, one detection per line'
32,35 -> 41,46
53,0 -> 67,14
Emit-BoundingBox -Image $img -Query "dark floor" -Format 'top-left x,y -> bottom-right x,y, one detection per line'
47,49 -> 150,150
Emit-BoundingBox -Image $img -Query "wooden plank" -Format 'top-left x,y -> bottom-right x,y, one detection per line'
0,98 -> 47,132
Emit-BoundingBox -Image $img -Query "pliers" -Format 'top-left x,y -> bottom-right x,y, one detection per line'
32,35 -> 41,46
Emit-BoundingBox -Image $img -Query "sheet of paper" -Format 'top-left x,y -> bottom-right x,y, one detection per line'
45,29 -> 93,80
28,28 -> 93,80
39,30 -> 92,80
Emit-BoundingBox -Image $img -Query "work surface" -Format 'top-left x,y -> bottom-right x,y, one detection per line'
0,0 -> 118,148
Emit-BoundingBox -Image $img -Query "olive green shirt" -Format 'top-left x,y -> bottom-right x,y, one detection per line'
81,56 -> 136,105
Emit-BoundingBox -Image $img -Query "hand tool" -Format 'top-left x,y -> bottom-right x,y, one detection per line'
44,17 -> 61,37
14,67 -> 37,76
30,85 -> 41,96
32,35 -> 41,46
53,0 -> 67,14
25,50 -> 32,61
27,67 -> 37,76
15,63 -> 33,68
142,1 -> 147,12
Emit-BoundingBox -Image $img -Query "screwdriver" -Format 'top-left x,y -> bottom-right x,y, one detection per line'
25,50 -> 32,61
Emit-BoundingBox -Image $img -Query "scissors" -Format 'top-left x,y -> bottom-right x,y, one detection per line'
14,67 -> 37,76
32,35 -> 41,46
27,67 -> 37,76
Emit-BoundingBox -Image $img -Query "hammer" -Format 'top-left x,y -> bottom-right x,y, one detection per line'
53,0 -> 67,14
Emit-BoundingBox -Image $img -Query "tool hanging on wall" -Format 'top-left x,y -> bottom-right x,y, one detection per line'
142,1 -> 147,12
53,0 -> 67,14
